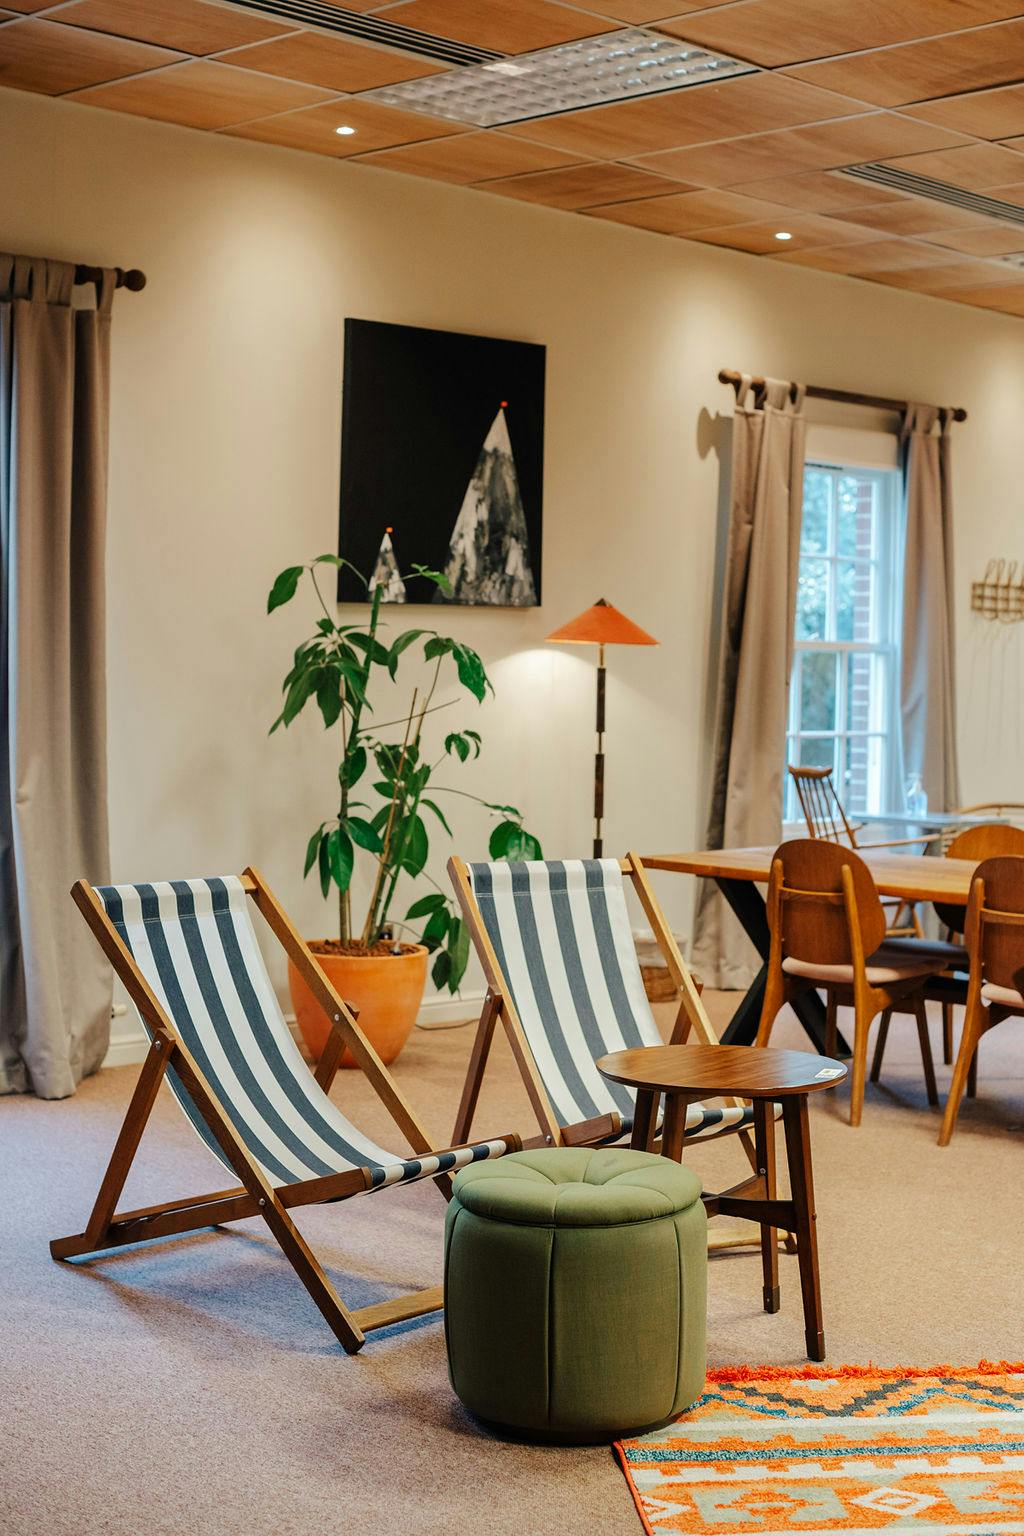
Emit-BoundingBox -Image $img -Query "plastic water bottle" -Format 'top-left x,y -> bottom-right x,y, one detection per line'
905,774 -> 928,819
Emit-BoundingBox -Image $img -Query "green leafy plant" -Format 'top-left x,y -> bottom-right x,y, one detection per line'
268,553 -> 542,992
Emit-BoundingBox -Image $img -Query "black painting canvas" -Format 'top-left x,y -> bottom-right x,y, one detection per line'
338,319 -> 545,606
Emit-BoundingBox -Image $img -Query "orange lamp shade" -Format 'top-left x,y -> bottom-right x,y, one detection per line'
545,598 -> 658,648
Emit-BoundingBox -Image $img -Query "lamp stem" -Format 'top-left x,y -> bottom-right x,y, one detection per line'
594,642 -> 605,859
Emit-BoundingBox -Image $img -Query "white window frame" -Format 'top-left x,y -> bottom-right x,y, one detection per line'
785,460 -> 903,825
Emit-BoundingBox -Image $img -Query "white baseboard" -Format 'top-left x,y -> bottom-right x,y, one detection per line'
101,988 -> 486,1069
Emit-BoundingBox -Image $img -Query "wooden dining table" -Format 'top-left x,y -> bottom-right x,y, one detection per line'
643,846 -> 979,1057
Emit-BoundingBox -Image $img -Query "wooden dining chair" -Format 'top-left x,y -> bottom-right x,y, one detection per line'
787,765 -> 934,938
938,855 -> 1024,1147
756,840 -> 950,1126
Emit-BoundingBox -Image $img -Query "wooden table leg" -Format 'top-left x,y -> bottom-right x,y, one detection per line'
781,1095 -> 824,1361
630,1088 -> 660,1152
753,1100 -> 780,1315
659,1093 -> 689,1162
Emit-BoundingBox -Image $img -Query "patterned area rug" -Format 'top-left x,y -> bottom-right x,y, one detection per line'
616,1363 -> 1024,1535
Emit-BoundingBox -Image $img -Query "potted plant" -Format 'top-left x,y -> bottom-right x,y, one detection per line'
268,552 -> 541,1065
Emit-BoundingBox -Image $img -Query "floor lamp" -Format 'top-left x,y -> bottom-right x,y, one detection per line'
546,599 -> 658,858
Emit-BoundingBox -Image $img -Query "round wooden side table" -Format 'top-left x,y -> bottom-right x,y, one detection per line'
596,1043 -> 847,1362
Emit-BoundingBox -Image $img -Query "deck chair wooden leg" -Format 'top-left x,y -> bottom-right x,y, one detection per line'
452,989 -> 500,1148
913,998 -> 939,1108
51,1038 -> 170,1259
942,1003 -> 954,1066
257,1194 -> 366,1354
869,1008 -> 891,1084
753,1100 -> 780,1314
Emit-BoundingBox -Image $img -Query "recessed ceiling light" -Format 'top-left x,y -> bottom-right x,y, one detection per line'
363,28 -> 756,128
335,124 -> 356,136
774,231 -> 793,241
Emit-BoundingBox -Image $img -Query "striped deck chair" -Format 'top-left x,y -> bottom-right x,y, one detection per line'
51,868 -> 519,1353
450,852 -> 784,1259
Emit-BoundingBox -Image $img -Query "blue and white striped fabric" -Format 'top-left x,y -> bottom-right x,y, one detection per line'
96,877 -> 507,1191
468,859 -> 758,1143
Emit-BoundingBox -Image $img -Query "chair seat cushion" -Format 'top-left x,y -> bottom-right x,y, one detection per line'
982,982 -> 1024,1009
445,1148 -> 707,1440
880,937 -> 966,969
783,941 -> 947,987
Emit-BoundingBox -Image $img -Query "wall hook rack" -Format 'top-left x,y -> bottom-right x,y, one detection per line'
971,558 -> 1024,622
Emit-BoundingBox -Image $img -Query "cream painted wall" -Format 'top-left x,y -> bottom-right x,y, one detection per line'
2,84 -> 1023,1010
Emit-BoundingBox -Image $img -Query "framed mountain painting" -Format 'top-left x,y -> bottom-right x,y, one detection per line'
338,319 -> 545,606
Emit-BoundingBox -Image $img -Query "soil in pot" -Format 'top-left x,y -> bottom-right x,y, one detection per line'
289,941 -> 428,1068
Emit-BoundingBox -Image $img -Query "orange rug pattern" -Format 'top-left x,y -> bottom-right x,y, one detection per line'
616,1364 -> 1024,1535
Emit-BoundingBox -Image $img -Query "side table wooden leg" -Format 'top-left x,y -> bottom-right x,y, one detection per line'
782,1095 -> 824,1362
660,1094 -> 689,1162
631,1089 -> 659,1152
753,1100 -> 780,1315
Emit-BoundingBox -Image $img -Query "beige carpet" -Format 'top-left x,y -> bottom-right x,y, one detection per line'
2,995 -> 1022,1536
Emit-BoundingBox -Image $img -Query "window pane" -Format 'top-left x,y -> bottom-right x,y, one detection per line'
795,737 -> 836,773
801,470 -> 830,555
836,475 -> 874,558
796,558 -> 828,639
835,560 -> 873,641
800,651 -> 837,732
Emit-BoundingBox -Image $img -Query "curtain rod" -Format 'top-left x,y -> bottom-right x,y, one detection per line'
718,369 -> 967,423
75,265 -> 146,292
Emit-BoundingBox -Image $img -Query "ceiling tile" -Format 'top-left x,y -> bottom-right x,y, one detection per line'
482,160 -> 687,208
902,83 -> 1024,141
223,97 -> 469,156
922,225 -> 1024,255
0,17 -> 180,94
627,113 -> 972,186
376,0 -> 614,54
54,0 -> 295,54
728,169 -> 908,213
1,1 -> 56,10
695,213 -> 879,253
882,142 -> 1024,189
984,181 -> 1024,207
68,59 -> 333,129
772,236 -> 955,271
506,73 -> 863,159
927,281 -> 1024,313
221,33 -> 447,93
786,20 -> 1024,108
352,130 -> 585,183
827,199 -> 1007,236
588,1 -> 712,18
659,0 -> 1024,69
585,187 -> 805,233
867,259 -> 1024,291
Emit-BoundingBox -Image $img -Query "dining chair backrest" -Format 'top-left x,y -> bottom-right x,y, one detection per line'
936,824 -> 1024,934
788,765 -> 858,846
966,856 -> 1024,996
770,838 -> 885,967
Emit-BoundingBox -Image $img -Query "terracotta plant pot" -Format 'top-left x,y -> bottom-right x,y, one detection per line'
288,943 -> 428,1068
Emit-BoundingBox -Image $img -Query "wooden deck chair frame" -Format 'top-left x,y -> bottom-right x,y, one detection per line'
51,867 -> 520,1354
449,851 -> 784,1258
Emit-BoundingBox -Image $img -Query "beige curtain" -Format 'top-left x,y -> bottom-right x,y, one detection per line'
900,404 -> 960,812
692,376 -> 807,989
0,254 -> 114,1098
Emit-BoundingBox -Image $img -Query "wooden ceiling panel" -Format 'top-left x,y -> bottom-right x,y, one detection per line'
376,0 -> 614,54
659,0 -> 1024,69
353,131 -> 585,183
55,0 -> 295,55
585,187 -> 811,234
223,97 -> 470,156
867,259 -> 1024,292
588,0 -> 716,18
922,225 -> 1024,256
985,182 -> 1024,207
221,33 -> 446,93
727,169 -> 908,213
506,74 -> 863,159
0,17 -> 180,94
628,114 -> 971,187
903,84 -> 1024,142
68,59 -> 333,129
786,21 -> 1024,108
881,143 -> 1024,190
827,200 -> 1009,236
1,0 -> 57,10
773,237 -> 957,272
695,213 -> 881,254
481,160 -> 685,208
927,282 -> 1024,314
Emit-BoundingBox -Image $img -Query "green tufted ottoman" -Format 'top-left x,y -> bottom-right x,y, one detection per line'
444,1147 -> 707,1442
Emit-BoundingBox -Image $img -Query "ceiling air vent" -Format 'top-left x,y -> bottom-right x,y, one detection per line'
218,0 -> 502,66
842,162 -> 1024,228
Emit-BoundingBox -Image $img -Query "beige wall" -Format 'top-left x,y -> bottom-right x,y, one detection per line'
3,84 -> 1023,1006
